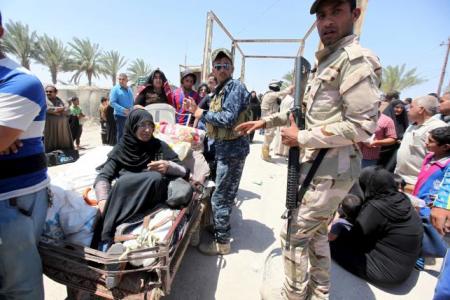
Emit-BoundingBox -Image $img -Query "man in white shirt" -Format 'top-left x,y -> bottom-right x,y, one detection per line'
395,95 -> 447,192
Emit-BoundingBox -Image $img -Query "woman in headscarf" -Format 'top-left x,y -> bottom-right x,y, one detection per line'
93,109 -> 187,248
197,83 -> 210,102
248,91 -> 262,143
99,96 -> 117,146
330,167 -> 423,286
134,69 -> 174,107
378,100 -> 410,171
44,85 -> 74,152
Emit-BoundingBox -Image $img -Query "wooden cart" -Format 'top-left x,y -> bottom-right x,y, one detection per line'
39,187 -> 210,300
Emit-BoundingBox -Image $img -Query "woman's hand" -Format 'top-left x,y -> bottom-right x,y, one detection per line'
148,160 -> 169,174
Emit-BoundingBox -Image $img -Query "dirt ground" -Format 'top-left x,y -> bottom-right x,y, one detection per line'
43,122 -> 442,300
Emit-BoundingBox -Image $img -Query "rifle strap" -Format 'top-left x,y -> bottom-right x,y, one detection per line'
297,148 -> 329,202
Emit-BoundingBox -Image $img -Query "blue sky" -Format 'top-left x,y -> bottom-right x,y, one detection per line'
2,0 -> 449,98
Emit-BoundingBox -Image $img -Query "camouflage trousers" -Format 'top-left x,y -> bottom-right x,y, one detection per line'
262,109 -> 276,147
281,178 -> 354,300
211,157 -> 246,243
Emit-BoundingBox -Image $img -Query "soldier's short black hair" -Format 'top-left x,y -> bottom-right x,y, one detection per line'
348,0 -> 357,11
430,126 -> 450,146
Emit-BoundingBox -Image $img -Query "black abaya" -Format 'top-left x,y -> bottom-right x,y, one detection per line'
330,167 -> 423,286
93,109 -> 182,244
105,105 -> 117,146
99,162 -> 167,242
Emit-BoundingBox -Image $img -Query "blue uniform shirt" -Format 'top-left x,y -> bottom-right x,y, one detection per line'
203,79 -> 250,159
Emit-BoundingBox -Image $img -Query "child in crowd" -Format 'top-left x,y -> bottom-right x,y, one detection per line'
69,96 -> 85,150
412,126 -> 450,270
414,126 -> 450,217
99,96 -> 108,144
328,194 -> 362,241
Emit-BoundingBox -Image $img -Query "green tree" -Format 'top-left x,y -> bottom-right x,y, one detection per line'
34,34 -> 72,84
381,64 -> 427,94
127,58 -> 151,83
2,21 -> 37,69
282,69 -> 295,89
68,37 -> 102,86
100,50 -> 127,86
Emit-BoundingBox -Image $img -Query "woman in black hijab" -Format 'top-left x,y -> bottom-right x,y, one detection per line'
378,100 -> 410,171
330,167 -> 423,286
93,109 -> 186,247
134,69 -> 174,107
248,91 -> 261,143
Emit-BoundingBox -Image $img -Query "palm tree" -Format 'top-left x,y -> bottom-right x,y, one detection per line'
100,50 -> 127,86
127,58 -> 152,83
381,64 -> 427,94
68,37 -> 102,86
2,21 -> 37,69
34,34 -> 72,84
282,70 -> 295,89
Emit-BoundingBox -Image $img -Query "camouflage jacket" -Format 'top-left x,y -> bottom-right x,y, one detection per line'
260,88 -> 291,112
263,35 -> 382,180
203,78 -> 250,159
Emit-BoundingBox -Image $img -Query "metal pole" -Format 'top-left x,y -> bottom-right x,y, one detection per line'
244,55 -> 297,59
298,22 -> 316,56
209,11 -> 245,57
354,0 -> 369,37
437,37 -> 450,96
240,56 -> 246,83
231,42 -> 236,65
201,12 -> 214,82
234,39 -> 303,43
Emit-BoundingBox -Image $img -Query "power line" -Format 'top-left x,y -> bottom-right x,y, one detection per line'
235,0 -> 283,36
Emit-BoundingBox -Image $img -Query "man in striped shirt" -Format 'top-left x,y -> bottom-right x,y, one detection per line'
0,11 -> 49,300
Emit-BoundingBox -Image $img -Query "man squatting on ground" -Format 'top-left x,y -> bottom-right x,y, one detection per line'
0,10 -> 49,300
185,48 -> 250,255
237,0 -> 382,298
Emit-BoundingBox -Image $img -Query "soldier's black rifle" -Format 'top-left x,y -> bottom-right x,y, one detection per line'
283,57 -> 329,250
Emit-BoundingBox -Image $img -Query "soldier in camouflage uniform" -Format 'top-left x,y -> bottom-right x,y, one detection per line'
185,48 -> 250,255
261,81 -> 293,161
237,0 -> 382,298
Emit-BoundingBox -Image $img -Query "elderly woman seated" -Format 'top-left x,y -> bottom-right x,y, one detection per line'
92,109 -> 187,250
329,167 -> 423,287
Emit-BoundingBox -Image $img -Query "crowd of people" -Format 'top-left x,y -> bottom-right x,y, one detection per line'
1,1 -> 450,299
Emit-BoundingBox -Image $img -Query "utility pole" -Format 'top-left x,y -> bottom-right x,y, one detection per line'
437,37 -> 450,96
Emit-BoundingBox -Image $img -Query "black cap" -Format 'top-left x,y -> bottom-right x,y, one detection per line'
310,0 -> 356,14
